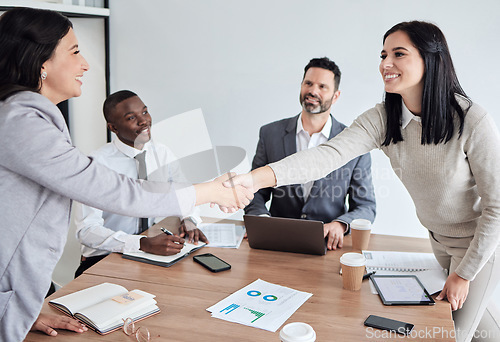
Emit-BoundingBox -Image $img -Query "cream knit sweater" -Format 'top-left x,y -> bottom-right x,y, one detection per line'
269,96 -> 500,280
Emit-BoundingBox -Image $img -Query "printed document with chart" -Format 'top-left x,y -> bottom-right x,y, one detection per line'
207,279 -> 312,332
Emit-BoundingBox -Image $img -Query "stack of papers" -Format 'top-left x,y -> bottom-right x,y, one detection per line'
198,223 -> 245,248
207,279 -> 312,332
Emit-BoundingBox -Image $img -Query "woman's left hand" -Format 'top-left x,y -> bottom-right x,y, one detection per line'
436,272 -> 470,311
30,313 -> 88,336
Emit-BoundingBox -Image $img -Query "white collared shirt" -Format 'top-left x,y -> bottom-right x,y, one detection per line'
401,100 -> 422,129
74,138 -> 200,257
296,113 -> 332,199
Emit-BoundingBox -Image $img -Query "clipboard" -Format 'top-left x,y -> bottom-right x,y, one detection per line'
370,275 -> 435,305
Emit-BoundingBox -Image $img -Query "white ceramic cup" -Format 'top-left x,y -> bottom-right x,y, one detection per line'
280,322 -> 316,342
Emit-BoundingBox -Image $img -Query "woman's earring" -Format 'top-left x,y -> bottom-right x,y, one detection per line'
41,71 -> 47,80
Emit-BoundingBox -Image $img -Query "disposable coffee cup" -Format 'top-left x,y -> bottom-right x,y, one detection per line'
340,252 -> 366,291
280,322 -> 316,342
350,219 -> 372,251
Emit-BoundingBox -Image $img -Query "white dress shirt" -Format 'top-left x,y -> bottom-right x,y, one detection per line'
296,113 -> 332,199
74,138 -> 200,257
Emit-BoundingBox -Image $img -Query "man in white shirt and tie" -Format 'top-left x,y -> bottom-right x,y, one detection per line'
74,90 -> 207,277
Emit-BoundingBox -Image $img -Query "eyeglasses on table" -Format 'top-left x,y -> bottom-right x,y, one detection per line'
122,317 -> 150,342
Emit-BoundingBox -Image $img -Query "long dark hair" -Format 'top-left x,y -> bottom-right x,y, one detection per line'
382,21 -> 470,146
0,7 -> 72,101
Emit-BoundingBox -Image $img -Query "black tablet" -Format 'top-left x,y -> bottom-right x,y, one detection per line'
370,275 -> 435,305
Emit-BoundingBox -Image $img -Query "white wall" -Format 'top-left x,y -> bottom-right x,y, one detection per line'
69,18 -> 107,154
108,0 -> 500,239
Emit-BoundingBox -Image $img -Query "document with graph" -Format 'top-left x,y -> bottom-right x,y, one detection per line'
206,279 -> 312,332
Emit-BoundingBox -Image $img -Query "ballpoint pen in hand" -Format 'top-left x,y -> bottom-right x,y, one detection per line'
160,227 -> 174,236
160,227 -> 185,245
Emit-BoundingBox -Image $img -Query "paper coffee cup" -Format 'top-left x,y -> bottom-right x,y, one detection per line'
280,322 -> 316,342
340,252 -> 366,291
350,219 -> 372,251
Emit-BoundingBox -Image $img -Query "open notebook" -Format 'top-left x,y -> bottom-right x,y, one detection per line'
123,241 -> 206,267
49,283 -> 160,335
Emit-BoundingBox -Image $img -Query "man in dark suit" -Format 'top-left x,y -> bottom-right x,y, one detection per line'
245,57 -> 376,250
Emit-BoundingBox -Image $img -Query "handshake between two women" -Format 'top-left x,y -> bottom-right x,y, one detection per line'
204,166 -> 276,213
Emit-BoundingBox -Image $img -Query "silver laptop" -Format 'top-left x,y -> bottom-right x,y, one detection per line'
243,215 -> 327,255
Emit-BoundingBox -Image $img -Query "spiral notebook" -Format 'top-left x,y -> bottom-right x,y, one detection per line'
362,251 -> 447,294
363,251 -> 443,271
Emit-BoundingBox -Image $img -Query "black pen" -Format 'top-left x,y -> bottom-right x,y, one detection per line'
363,271 -> 376,280
160,227 -> 174,236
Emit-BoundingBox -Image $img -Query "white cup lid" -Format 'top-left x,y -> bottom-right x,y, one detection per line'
350,219 -> 371,230
280,322 -> 316,342
340,252 -> 366,267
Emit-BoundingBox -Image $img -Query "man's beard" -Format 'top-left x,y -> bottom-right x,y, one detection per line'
300,93 -> 332,114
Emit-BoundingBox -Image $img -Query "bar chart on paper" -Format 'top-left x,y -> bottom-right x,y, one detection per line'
244,308 -> 265,323
218,292 -> 271,325
207,279 -> 312,332
219,303 -> 267,323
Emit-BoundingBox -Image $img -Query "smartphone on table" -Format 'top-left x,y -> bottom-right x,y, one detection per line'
193,253 -> 231,272
364,314 -> 414,335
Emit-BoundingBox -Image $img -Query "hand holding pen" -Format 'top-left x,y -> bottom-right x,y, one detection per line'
161,227 -> 186,246
138,227 -> 185,255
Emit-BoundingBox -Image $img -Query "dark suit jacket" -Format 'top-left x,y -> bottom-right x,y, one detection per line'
244,114 -> 376,230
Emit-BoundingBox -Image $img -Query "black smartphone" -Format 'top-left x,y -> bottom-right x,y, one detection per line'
193,253 -> 231,272
364,315 -> 414,335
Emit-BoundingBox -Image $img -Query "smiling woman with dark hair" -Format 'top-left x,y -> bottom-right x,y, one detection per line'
0,7 -> 251,340
381,21 -> 468,146
0,8 -> 73,100
230,21 -> 500,342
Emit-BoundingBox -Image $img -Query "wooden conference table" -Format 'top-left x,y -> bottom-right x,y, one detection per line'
26,218 -> 455,341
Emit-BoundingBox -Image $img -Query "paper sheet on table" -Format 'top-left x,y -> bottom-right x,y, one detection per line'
198,223 -> 245,248
207,279 -> 312,332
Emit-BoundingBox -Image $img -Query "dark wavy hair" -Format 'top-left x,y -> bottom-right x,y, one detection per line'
103,90 -> 138,123
382,21 -> 470,146
303,57 -> 341,91
0,7 -> 72,101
